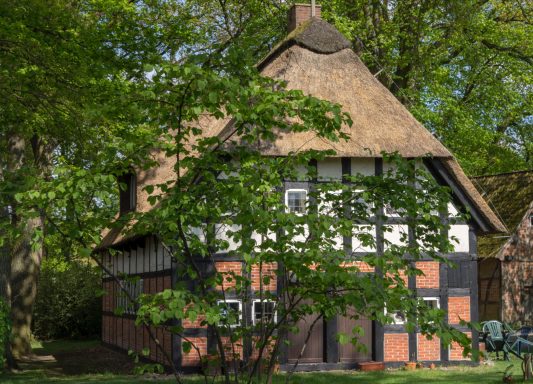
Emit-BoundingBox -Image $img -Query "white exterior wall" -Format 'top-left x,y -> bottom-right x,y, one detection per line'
317,158 -> 342,180
352,225 -> 376,252
383,224 -> 409,249
448,224 -> 470,252
351,158 -> 374,176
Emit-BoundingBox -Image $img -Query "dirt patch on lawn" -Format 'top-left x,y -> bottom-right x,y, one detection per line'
18,343 -> 137,376
52,345 -> 137,375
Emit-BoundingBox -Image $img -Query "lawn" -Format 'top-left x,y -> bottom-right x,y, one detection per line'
0,339 -> 527,383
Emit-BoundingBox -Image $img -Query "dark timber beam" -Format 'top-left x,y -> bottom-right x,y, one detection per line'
423,159 -> 491,233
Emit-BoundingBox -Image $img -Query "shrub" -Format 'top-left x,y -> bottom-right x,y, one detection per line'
33,259 -> 102,339
0,298 -> 10,371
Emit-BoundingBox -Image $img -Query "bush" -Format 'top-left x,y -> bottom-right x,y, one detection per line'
33,259 -> 102,339
0,298 -> 10,371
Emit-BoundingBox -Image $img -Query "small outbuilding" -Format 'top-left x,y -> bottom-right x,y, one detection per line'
474,170 -> 533,325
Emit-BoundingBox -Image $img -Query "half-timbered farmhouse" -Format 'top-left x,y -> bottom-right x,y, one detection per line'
95,4 -> 506,371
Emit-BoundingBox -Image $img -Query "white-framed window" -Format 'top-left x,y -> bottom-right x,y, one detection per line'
252,300 -> 277,325
422,297 -> 440,310
116,278 -> 143,315
217,299 -> 242,327
529,213 -> 533,227
286,189 -> 307,214
386,308 -> 406,325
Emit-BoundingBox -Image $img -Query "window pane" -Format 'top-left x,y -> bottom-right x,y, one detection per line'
218,301 -> 241,326
254,301 -> 275,324
287,190 -> 306,213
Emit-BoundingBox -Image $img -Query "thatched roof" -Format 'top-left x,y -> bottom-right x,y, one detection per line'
472,170 -> 533,257
96,17 -> 506,251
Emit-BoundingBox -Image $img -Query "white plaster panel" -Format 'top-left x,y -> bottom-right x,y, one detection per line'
215,224 -> 241,251
448,224 -> 470,253
317,158 -> 342,180
292,224 -> 309,246
318,190 -> 342,216
295,164 -> 311,181
383,224 -> 409,249
383,160 -> 398,174
352,225 -> 376,252
448,202 -> 460,217
351,158 -> 375,176
252,231 -> 277,247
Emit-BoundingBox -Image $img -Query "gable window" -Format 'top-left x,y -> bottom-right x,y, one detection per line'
116,279 -> 143,315
252,300 -> 276,325
217,299 -> 242,327
286,189 -> 307,214
529,213 -> 533,227
118,172 -> 136,215
423,297 -> 440,310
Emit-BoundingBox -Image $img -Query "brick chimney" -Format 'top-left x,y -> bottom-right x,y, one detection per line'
288,3 -> 322,33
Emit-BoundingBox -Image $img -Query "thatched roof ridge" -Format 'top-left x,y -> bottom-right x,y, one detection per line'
472,170 -> 533,256
257,18 -> 351,70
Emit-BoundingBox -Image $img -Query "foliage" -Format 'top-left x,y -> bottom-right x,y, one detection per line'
32,259 -> 103,340
0,298 -> 10,371
322,0 -> 532,175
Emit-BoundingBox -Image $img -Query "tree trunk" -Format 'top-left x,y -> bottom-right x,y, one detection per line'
0,162 -> 17,369
5,132 -> 46,359
10,214 -> 43,358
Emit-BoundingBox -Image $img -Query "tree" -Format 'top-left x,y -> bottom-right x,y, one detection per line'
124,62 -> 472,383
323,0 -> 532,175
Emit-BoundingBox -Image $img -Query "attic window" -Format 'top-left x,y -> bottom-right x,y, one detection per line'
118,173 -> 137,215
529,214 -> 533,227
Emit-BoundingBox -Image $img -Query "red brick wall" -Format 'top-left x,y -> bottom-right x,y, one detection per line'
417,334 -> 440,361
288,4 -> 322,32
416,262 -> 440,288
181,337 -> 208,367
251,263 -> 277,291
449,332 -> 472,360
215,261 -> 242,290
386,269 -> 408,287
448,297 -> 471,324
341,261 -> 375,273
384,333 -> 409,362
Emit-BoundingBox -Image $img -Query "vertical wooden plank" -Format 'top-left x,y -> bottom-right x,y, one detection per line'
373,158 -> 384,363
341,157 -> 352,255
325,316 -> 339,363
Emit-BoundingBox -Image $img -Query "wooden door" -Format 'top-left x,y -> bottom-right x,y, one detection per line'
338,313 -> 372,362
287,312 -> 324,363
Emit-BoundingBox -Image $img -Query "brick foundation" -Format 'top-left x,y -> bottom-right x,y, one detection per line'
182,337 -> 208,367
417,334 -> 440,361
384,333 -> 409,362
449,332 -> 472,361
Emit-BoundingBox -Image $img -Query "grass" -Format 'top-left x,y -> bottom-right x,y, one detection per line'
0,339 -> 528,383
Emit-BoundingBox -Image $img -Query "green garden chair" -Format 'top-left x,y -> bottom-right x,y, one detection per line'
482,320 -> 509,360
